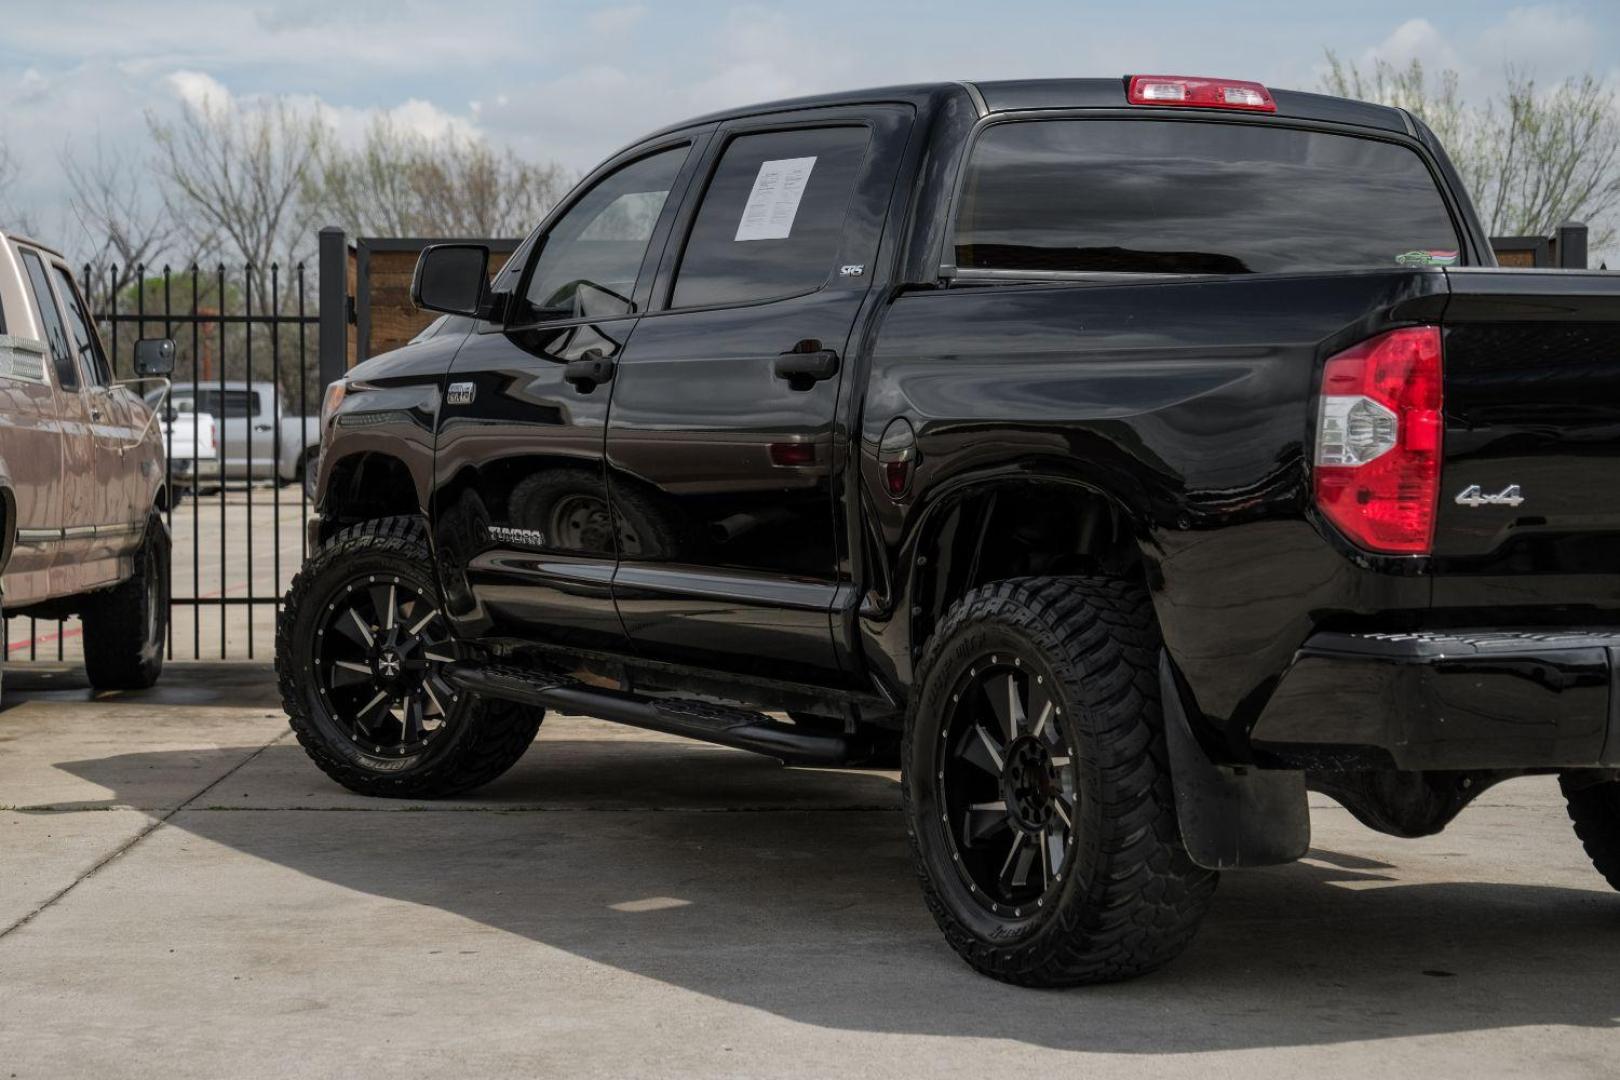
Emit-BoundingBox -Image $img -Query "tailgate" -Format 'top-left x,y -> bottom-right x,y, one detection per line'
1433,268 -> 1620,611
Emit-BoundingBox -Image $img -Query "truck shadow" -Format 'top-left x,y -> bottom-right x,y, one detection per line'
17,674 -> 1620,1054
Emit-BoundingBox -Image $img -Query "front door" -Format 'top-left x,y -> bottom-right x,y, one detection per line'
604,107 -> 911,683
50,261 -> 142,546
18,248 -> 100,593
432,136 -> 703,652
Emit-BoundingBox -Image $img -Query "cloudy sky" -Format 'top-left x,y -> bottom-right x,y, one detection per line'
2,1 -> 1617,254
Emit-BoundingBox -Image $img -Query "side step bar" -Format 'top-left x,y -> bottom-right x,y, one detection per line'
446,664 -> 860,767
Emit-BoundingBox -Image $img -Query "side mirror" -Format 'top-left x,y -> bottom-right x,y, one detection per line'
133,338 -> 176,376
411,244 -> 490,318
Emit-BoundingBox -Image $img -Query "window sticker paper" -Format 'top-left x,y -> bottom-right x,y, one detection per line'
734,156 -> 817,241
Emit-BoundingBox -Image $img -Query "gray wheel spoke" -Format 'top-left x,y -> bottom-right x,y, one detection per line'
960,723 -> 1004,776
983,672 -> 1025,740
356,689 -> 388,720
998,832 -> 1026,880
347,608 -> 375,648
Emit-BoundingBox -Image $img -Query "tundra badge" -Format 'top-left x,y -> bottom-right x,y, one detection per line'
1454,483 -> 1524,509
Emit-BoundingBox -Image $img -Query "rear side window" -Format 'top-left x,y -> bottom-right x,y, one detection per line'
954,120 -> 1462,276
20,250 -> 78,390
672,126 -> 868,309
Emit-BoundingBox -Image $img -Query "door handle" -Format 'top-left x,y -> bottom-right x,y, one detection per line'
563,354 -> 615,393
774,348 -> 840,391
254,423 -> 273,432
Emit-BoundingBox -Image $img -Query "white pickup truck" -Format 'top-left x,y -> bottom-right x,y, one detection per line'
154,403 -> 220,498
146,380 -> 318,484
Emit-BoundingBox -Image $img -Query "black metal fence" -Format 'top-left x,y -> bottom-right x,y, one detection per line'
4,261 -> 320,664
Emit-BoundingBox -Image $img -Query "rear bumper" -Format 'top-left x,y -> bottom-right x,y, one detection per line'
1249,630 -> 1620,771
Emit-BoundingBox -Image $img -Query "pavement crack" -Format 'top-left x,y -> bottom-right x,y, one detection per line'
0,730 -> 289,944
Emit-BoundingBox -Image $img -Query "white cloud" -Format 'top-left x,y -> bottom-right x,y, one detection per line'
1478,5 -> 1596,77
1360,18 -> 1467,75
166,69 -> 232,112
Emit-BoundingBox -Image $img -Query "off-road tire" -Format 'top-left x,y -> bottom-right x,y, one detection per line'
905,575 -> 1217,986
1561,775 -> 1620,890
82,512 -> 169,690
276,515 -> 543,798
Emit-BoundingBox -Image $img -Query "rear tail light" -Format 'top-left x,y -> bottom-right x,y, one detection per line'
1313,326 -> 1443,555
1126,75 -> 1276,113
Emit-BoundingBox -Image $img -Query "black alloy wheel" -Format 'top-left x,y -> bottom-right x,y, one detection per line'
936,653 -> 1079,917
313,573 -> 459,758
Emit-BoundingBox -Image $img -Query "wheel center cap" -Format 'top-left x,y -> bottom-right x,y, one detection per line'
1002,736 -> 1057,833
376,650 -> 401,678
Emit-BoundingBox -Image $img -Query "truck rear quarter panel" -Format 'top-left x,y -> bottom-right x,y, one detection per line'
860,270 -> 1449,739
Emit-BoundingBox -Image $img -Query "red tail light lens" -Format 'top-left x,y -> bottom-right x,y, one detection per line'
1313,326 -> 1443,554
1126,75 -> 1276,113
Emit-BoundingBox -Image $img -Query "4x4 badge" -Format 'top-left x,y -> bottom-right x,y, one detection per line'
1455,483 -> 1524,508
447,381 -> 476,405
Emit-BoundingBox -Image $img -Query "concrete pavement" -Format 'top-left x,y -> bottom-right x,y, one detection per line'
3,663 -> 1619,1078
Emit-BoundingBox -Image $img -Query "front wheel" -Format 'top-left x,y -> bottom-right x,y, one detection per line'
276,515 -> 543,798
905,576 -> 1217,986
82,513 -> 169,690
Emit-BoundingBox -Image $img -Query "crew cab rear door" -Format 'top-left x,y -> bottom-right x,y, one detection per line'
1432,269 -> 1620,616
603,104 -> 912,684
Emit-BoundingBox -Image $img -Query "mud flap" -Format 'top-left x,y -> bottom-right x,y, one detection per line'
1160,654 -> 1310,870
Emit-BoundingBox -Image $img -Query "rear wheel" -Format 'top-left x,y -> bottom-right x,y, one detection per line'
276,515 -> 543,798
82,513 -> 169,690
905,575 -> 1217,986
1561,775 -> 1620,890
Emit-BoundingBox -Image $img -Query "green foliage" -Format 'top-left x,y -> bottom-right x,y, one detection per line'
1323,52 -> 1620,251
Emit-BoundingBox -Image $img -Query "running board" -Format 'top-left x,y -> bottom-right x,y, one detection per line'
446,664 -> 860,766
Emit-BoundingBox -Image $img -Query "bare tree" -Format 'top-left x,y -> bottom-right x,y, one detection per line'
147,97 -> 328,303
61,137 -> 181,301
308,117 -> 571,239
0,139 -> 39,238
1323,53 -> 1620,251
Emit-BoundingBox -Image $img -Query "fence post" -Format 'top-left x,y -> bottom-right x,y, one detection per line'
1557,221 -> 1588,270
318,226 -> 348,389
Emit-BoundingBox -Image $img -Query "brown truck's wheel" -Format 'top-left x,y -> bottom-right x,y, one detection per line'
1560,775 -> 1620,890
276,515 -> 543,798
905,575 -> 1217,986
82,513 -> 169,690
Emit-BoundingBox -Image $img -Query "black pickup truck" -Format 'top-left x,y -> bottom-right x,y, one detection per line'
279,74 -> 1620,986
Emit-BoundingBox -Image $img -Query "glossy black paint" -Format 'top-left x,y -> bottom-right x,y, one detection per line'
605,106 -> 912,683
1250,630 -> 1620,770
1430,270 -> 1620,618
306,77 -> 1620,776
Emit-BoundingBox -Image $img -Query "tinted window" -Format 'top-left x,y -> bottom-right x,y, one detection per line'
21,250 -> 78,390
51,265 -> 111,387
520,145 -> 687,323
955,120 -> 1462,275
672,126 -> 868,309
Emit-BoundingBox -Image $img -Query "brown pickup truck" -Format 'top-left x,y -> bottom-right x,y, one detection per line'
0,231 -> 172,692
